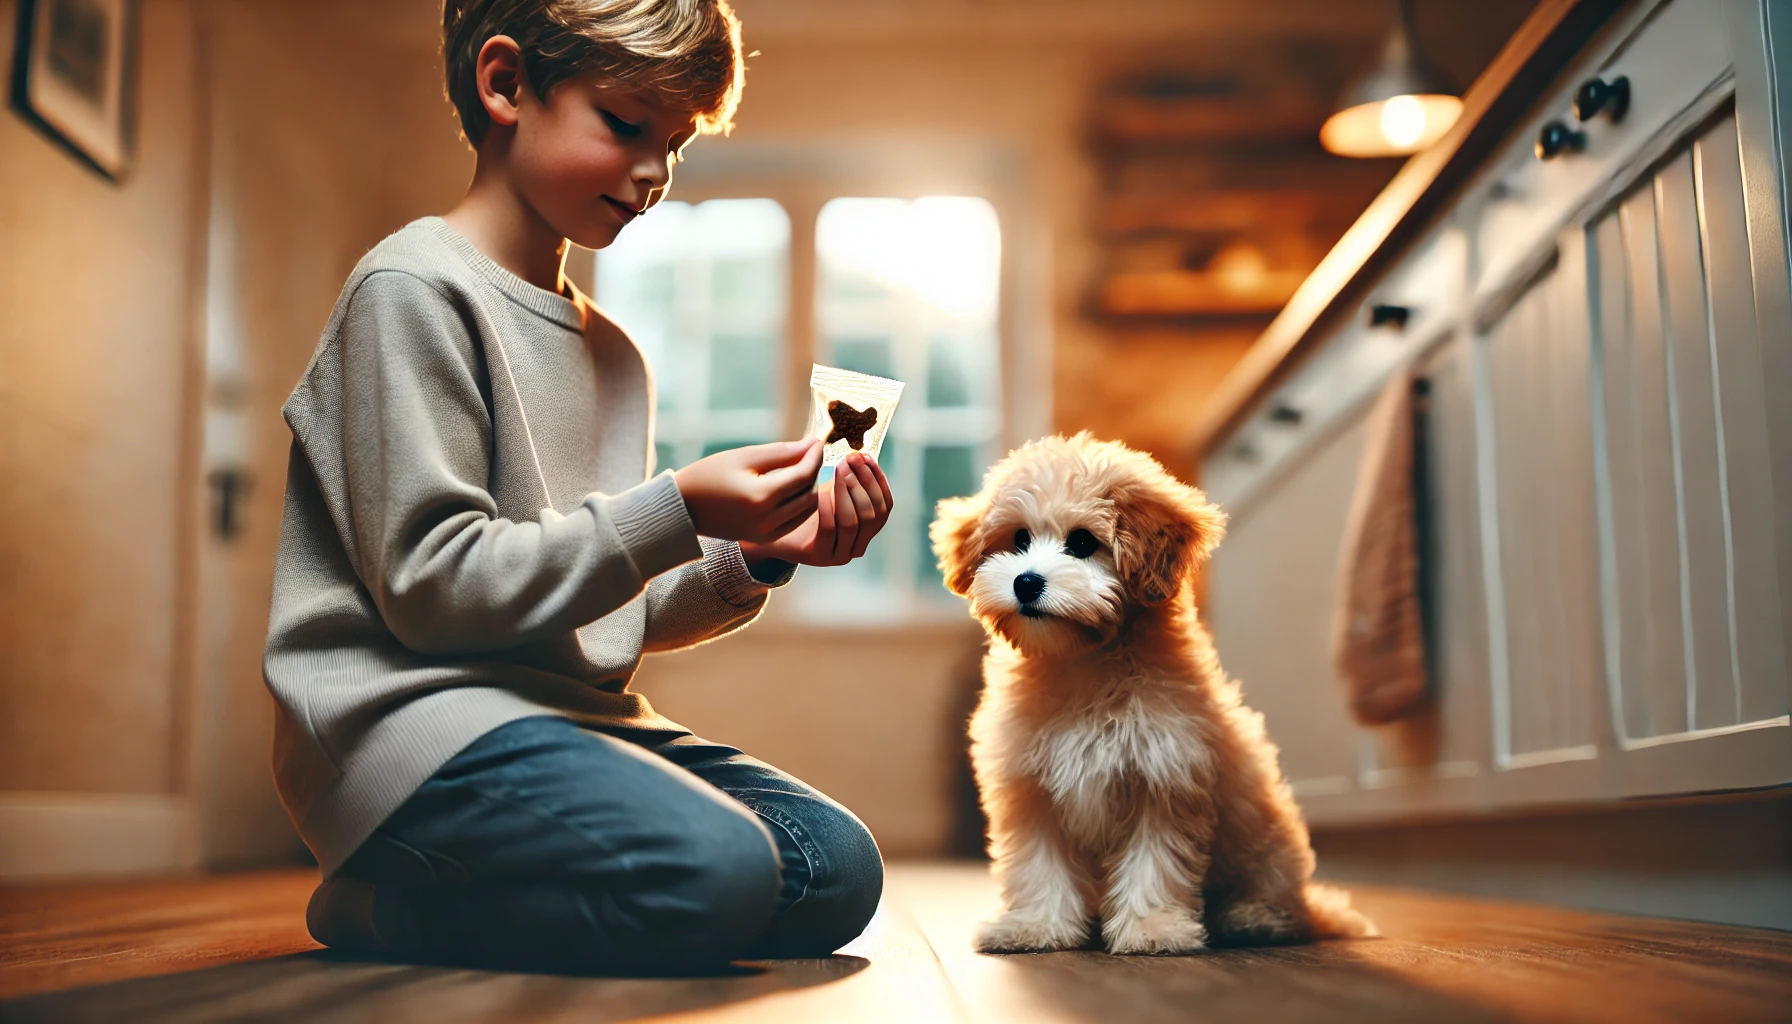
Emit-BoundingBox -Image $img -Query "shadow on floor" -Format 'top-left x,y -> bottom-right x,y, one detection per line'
0,949 -> 870,1023
969,942 -> 1520,1024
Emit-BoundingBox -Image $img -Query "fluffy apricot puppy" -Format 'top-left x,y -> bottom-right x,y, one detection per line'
931,433 -> 1373,955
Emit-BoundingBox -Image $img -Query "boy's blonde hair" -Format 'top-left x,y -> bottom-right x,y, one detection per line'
443,0 -> 744,145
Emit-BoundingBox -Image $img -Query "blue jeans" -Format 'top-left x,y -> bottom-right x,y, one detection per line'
312,716 -> 884,972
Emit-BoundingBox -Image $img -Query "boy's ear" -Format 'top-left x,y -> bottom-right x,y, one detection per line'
930,494 -> 989,597
476,35 -> 527,129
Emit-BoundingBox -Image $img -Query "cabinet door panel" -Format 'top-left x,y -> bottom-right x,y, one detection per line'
1656,151 -> 1738,730
1484,255 -> 1604,763
1693,114 -> 1791,725
1591,107 -> 1791,747
1419,334 -> 1494,770
1206,420 -> 1368,797
1609,189 -> 1691,737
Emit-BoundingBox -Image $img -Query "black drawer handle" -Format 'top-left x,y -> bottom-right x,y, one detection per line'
1573,74 -> 1629,124
1269,402 -> 1303,425
1370,303 -> 1412,329
1535,120 -> 1586,160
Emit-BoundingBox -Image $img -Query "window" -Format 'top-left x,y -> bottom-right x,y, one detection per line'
594,194 -> 1003,621
801,197 -> 1003,619
594,199 -> 789,472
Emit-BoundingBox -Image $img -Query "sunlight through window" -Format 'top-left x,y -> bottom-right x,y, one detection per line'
595,199 -> 790,472
800,197 -> 1004,620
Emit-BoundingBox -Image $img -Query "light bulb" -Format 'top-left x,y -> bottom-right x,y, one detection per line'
1379,95 -> 1426,149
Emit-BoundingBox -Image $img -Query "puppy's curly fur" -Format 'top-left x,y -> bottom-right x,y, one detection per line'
932,433 -> 1373,955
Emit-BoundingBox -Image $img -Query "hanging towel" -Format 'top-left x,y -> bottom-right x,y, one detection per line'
1331,367 -> 1430,725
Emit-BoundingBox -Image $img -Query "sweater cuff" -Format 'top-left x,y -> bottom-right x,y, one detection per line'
605,472 -> 703,581
702,538 -> 793,607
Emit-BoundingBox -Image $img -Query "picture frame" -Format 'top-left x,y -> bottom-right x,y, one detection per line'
9,0 -> 137,182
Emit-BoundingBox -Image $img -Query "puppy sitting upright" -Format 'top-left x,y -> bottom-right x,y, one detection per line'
931,433 -> 1372,955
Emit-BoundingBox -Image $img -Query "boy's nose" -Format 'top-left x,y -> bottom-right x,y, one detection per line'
1013,572 -> 1046,605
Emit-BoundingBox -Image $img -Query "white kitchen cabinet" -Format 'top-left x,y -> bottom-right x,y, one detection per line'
1200,0 -> 1792,825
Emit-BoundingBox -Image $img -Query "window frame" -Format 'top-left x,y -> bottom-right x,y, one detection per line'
593,160 -> 1046,626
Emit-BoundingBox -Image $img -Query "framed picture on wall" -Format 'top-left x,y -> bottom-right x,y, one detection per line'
9,0 -> 137,181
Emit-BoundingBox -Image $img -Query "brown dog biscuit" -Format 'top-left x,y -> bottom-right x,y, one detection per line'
826,400 -> 879,450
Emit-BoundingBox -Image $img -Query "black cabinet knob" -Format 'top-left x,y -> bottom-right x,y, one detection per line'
1573,74 -> 1630,124
1535,120 -> 1586,160
1269,402 -> 1303,425
1370,303 -> 1412,329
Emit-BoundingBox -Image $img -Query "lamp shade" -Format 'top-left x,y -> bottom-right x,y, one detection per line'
1320,0 -> 1461,158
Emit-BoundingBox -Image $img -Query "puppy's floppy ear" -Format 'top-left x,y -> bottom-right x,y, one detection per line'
931,492 -> 990,596
1112,473 -> 1227,605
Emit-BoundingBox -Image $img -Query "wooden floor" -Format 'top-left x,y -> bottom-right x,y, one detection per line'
3,863 -> 1790,1023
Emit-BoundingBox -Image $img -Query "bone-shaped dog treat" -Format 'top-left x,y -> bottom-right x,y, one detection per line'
806,364 -> 904,475
826,400 -> 879,450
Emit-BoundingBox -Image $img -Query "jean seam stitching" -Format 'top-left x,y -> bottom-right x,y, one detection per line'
733,797 -> 820,909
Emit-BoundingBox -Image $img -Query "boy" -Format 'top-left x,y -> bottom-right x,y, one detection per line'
264,0 -> 893,972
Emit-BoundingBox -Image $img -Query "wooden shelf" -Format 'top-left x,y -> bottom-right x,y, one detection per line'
1097,267 -> 1307,318
1096,190 -> 1339,236
1092,92 -> 1326,145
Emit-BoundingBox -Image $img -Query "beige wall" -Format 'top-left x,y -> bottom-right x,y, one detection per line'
188,1 -> 475,869
0,0 -> 207,875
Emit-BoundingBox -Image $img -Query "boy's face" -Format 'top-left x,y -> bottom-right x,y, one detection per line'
510,73 -> 700,250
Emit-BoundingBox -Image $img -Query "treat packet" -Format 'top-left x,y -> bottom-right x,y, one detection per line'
804,364 -> 904,486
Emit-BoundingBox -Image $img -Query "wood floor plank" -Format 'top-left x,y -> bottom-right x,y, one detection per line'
640,901 -> 965,1024
0,870 -> 321,1000
892,863 -> 1792,1024
4,863 -> 1790,1023
0,870 -> 961,1024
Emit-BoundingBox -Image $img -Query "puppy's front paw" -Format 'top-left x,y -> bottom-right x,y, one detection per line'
1103,908 -> 1208,956
974,911 -> 1088,953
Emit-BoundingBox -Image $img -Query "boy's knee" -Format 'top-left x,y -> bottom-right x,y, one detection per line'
685,808 -> 784,938
610,800 -> 781,963
757,803 -> 883,957
813,810 -> 884,944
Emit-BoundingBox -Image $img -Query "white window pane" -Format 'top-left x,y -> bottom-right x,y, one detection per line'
801,196 -> 1002,618
595,199 -> 790,467
817,196 -> 1001,325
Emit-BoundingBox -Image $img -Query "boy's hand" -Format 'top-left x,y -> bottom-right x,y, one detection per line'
674,440 -> 824,544
741,452 -> 893,568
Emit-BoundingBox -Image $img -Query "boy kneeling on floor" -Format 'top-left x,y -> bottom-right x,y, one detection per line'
265,0 -> 892,972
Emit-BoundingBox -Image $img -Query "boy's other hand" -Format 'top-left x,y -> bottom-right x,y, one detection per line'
674,440 -> 823,544
741,452 -> 893,568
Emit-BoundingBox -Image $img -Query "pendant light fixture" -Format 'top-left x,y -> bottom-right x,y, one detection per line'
1320,0 -> 1462,158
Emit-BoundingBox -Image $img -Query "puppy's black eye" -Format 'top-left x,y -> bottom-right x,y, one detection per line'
1066,529 -> 1099,559
1014,529 -> 1031,553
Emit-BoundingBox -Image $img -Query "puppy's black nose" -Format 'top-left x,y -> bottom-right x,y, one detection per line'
1013,572 -> 1046,605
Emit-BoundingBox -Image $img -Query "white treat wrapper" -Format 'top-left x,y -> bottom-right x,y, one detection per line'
804,364 -> 904,483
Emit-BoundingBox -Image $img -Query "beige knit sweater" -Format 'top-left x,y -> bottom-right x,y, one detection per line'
263,218 -> 792,875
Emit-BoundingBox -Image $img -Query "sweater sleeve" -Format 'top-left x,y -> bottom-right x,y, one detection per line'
329,270 -> 703,655
641,538 -> 797,653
